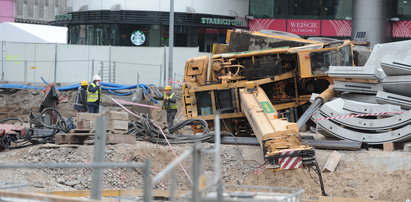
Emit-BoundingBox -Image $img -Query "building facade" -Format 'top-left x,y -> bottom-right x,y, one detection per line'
0,0 -> 15,23
248,0 -> 411,46
0,0 -> 68,24
54,0 -> 249,52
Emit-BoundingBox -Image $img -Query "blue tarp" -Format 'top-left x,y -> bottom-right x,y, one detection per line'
0,82 -> 162,104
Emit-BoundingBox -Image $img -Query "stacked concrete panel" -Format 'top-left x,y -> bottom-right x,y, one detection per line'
334,81 -> 382,94
313,41 -> 411,145
312,99 -> 411,144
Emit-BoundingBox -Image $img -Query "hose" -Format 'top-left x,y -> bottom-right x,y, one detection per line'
37,108 -> 71,133
0,82 -> 163,102
0,108 -> 70,150
127,114 -> 227,144
0,118 -> 24,126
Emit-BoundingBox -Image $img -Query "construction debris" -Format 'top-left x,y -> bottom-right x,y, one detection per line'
403,142 -> 411,152
1,31 -> 411,201
313,40 -> 411,147
322,151 -> 342,173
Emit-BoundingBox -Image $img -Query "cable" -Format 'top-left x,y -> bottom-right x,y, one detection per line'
0,118 -> 24,126
128,114 -> 221,144
37,108 -> 70,133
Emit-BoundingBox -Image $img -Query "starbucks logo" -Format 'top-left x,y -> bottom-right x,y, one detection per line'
130,30 -> 146,46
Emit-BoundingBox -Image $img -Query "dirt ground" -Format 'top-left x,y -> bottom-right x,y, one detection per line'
0,89 -> 410,201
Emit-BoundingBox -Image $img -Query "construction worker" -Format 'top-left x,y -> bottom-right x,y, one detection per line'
154,85 -> 178,128
87,75 -> 102,113
73,81 -> 89,112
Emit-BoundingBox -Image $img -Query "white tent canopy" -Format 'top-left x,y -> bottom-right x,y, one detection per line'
0,22 -> 67,43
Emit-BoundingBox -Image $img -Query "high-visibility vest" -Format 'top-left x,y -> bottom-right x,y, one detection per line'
87,83 -> 101,103
162,93 -> 178,110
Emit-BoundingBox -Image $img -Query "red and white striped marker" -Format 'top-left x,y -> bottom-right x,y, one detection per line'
278,150 -> 303,170
314,111 -> 405,122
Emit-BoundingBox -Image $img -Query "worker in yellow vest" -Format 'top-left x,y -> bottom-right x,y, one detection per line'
87,75 -> 102,113
154,85 -> 178,128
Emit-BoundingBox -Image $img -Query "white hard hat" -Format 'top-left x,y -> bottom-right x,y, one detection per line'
93,75 -> 102,81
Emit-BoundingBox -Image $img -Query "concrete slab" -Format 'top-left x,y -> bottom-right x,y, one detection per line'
320,104 -> 411,131
314,113 -> 411,144
334,81 -> 382,94
342,99 -> 401,114
376,91 -> 411,110
340,92 -> 378,104
330,40 -> 411,80
380,61 -> 411,76
382,75 -> 411,97
328,66 -> 385,80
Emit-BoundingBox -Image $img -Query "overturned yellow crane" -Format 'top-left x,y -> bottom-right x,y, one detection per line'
182,30 -> 353,195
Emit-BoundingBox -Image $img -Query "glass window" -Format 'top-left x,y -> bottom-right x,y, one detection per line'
397,0 -> 411,19
86,25 -> 95,45
78,25 -> 86,44
274,0 -> 288,18
322,0 -> 352,19
288,0 -> 321,19
39,0 -> 44,19
118,24 -> 150,46
249,0 -> 287,18
250,0 -> 274,18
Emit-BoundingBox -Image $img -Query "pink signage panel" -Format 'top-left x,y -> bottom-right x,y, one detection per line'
286,20 -> 321,36
249,19 -> 287,32
321,20 -> 352,36
392,21 -> 411,37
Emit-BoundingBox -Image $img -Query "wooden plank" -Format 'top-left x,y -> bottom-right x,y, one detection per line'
39,144 -> 79,149
42,189 -> 188,198
76,120 -> 92,130
107,120 -> 129,131
76,113 -> 101,121
54,134 -> 92,145
383,142 -> 394,152
322,151 -> 342,172
0,190 -> 99,202
106,134 -> 136,144
105,111 -> 129,121
319,195 -> 386,202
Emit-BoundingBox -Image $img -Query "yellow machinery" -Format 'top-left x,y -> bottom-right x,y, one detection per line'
182,30 -> 354,195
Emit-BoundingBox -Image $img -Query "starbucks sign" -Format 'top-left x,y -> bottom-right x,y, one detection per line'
201,17 -> 245,27
130,30 -> 146,46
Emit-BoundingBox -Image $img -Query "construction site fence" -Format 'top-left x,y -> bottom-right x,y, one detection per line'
0,41 -> 209,86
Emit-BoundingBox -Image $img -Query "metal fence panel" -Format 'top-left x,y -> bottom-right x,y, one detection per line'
111,46 -> 163,85
165,47 -> 202,85
1,42 -> 203,86
3,42 -> 35,83
30,43 -> 55,83
56,44 -> 110,83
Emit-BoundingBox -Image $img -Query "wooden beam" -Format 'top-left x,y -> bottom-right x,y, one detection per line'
0,190 -> 99,202
41,189 -> 188,198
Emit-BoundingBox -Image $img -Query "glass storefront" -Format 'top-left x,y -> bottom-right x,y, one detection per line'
68,24 -> 228,52
288,0 -> 321,19
322,0 -> 352,19
249,0 -> 352,20
396,0 -> 411,20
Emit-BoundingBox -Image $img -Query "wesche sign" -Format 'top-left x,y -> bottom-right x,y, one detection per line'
287,20 -> 321,35
201,17 -> 245,27
250,19 -> 411,37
